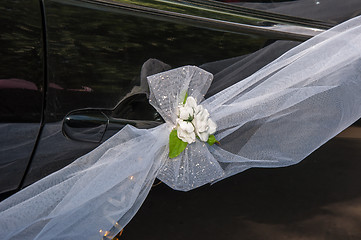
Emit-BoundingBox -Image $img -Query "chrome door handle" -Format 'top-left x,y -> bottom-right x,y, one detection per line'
62,93 -> 163,143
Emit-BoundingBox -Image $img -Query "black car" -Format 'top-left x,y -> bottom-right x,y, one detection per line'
2,0 -> 361,229
2,0 -> 361,239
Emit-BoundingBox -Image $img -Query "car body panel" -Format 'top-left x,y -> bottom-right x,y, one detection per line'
0,0 -> 44,193
24,0 -> 280,186
1,0 -> 360,196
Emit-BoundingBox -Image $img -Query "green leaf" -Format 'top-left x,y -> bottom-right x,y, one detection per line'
183,92 -> 188,104
169,130 -> 188,158
207,135 -> 219,146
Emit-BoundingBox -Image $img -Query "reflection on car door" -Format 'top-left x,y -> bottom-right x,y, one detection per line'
0,0 -> 44,194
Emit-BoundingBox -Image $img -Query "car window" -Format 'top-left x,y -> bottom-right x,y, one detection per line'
216,0 -> 361,24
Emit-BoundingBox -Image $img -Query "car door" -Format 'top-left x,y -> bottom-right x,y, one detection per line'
20,0 -> 333,188
1,0 -> 332,192
0,0 -> 44,194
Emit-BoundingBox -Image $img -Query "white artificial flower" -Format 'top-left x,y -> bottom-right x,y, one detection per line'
176,119 -> 196,144
193,106 -> 209,129
192,105 -> 217,142
175,95 -> 217,143
178,96 -> 197,120
207,118 -> 217,135
178,105 -> 193,120
185,96 -> 197,109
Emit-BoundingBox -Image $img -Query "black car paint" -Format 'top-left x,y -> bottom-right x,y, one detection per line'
1,0 -> 359,196
21,0 -> 275,189
0,0 -> 44,193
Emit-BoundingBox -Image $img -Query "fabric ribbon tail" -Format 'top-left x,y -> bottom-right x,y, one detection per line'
0,124 -> 169,240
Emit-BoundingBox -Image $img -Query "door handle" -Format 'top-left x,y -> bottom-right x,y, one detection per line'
62,93 -> 164,143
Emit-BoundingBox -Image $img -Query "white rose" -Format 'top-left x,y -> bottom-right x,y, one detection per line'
192,105 -> 217,142
185,96 -> 197,108
176,119 -> 196,144
207,118 -> 217,135
178,105 -> 193,120
193,105 -> 209,130
178,96 -> 197,120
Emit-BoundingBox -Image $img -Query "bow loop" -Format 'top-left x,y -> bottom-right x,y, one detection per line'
157,141 -> 224,191
147,66 -> 213,124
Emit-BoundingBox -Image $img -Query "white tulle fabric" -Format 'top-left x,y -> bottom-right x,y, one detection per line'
1,16 -> 361,240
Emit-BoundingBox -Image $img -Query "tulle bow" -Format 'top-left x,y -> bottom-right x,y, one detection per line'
148,66 -> 224,191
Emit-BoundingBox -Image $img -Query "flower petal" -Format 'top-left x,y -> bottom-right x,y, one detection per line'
185,96 -> 197,109
177,126 -> 196,143
198,131 -> 209,142
179,120 -> 194,133
207,119 -> 217,135
179,106 -> 193,120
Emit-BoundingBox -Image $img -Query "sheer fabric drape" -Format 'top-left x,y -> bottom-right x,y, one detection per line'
0,15 -> 361,240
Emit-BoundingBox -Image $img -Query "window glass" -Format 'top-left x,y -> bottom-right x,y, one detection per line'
217,0 -> 361,24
